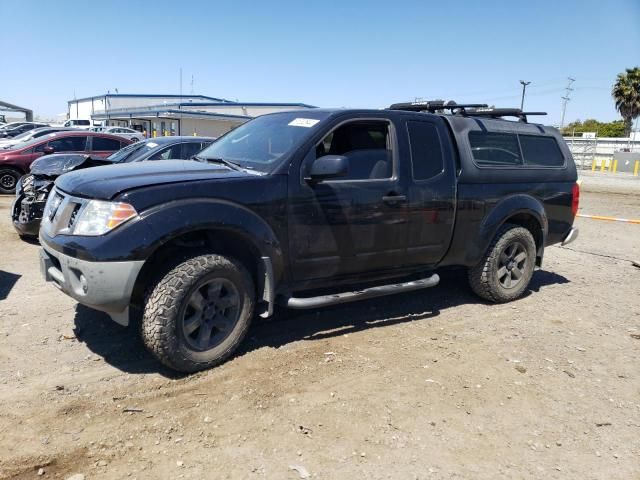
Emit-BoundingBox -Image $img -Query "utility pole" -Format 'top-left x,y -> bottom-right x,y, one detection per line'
559,77 -> 575,130
519,80 -> 531,110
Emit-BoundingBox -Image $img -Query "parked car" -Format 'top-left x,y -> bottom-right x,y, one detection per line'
0,122 -> 30,132
0,131 -> 131,194
89,126 -> 145,142
38,104 -> 579,373
12,136 -> 215,236
0,122 -> 49,139
0,127 -> 76,149
62,119 -> 92,129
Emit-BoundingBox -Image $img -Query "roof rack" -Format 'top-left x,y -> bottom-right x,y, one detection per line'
461,108 -> 547,123
388,100 -> 547,123
388,100 -> 488,113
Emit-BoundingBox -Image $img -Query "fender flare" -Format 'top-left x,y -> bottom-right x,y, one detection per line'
468,194 -> 548,265
138,198 -> 285,281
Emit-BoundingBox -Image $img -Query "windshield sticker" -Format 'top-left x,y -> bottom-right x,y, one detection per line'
288,118 -> 320,128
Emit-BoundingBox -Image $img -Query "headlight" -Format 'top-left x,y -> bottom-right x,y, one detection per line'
72,200 -> 137,236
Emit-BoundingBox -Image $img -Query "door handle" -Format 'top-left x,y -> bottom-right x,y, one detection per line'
382,194 -> 407,205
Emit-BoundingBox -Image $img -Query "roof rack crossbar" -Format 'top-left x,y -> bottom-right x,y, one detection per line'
460,108 -> 547,123
388,101 -> 488,113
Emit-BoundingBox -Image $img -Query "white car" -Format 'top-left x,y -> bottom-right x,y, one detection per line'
89,126 -> 145,142
62,119 -> 92,129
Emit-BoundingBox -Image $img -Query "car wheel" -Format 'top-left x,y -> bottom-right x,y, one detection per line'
131,137 -> 139,142
0,168 -> 21,194
141,254 -> 255,372
468,223 -> 536,303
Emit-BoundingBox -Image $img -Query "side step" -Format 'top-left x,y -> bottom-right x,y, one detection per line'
283,273 -> 440,309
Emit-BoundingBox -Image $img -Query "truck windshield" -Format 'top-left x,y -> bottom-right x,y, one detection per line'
196,111 -> 328,172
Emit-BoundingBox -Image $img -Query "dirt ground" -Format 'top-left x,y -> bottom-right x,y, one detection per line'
0,175 -> 639,480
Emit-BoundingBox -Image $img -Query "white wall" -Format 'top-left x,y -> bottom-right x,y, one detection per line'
182,104 -> 313,117
180,118 -> 244,137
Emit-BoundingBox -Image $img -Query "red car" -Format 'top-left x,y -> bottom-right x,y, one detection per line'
0,131 -> 132,194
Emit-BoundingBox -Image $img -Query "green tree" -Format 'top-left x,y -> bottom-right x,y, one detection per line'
561,118 -> 626,137
612,67 -> 640,136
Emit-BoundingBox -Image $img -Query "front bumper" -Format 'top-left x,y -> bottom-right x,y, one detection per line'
39,241 -> 144,326
12,195 -> 44,237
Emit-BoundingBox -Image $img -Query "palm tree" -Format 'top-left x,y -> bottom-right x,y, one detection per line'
612,67 -> 640,137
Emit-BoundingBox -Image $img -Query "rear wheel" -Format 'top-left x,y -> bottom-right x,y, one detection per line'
468,224 -> 536,303
0,168 -> 21,194
141,254 -> 255,372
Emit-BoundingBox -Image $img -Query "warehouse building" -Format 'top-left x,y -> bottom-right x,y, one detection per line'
67,93 -> 316,137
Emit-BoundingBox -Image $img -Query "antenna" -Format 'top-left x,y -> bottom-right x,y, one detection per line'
190,75 -> 194,95
559,77 -> 575,129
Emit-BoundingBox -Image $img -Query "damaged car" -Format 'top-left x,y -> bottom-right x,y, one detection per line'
12,136 -> 216,237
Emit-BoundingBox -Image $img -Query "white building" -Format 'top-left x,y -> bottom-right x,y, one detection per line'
67,93 -> 316,137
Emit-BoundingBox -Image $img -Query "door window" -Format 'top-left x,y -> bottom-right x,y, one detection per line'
92,137 -> 121,151
180,142 -> 205,159
314,120 -> 393,180
48,136 -> 87,152
149,144 -> 182,160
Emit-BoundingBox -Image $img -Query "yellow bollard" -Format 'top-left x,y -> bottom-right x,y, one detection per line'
600,159 -> 606,172
634,160 -> 639,177
193,132 -> 197,136
612,159 -> 618,173
591,159 -> 597,171
152,130 -> 157,138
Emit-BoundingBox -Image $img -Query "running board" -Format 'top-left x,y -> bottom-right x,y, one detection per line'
283,274 -> 440,309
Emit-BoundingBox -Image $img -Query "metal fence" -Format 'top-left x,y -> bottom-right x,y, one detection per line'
565,136 -> 640,171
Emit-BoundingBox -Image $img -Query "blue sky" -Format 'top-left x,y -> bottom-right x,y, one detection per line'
1,0 -> 638,125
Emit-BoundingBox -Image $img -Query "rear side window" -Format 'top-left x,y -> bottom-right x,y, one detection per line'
407,121 -> 444,180
92,137 -> 121,151
520,135 -> 565,167
469,131 -> 521,166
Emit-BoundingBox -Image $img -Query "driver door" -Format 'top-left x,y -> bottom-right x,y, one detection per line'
288,118 -> 409,281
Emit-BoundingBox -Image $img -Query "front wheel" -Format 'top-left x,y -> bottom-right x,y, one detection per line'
141,254 -> 255,372
0,168 -> 21,194
468,224 -> 536,303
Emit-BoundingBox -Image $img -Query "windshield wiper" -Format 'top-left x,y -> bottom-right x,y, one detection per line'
193,156 -> 248,172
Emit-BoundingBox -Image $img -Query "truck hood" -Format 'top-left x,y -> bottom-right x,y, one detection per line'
55,160 -> 254,199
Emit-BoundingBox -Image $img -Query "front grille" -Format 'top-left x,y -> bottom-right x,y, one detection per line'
41,188 -> 88,236
67,204 -> 81,229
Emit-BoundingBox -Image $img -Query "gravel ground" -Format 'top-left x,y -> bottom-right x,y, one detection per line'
0,183 -> 638,480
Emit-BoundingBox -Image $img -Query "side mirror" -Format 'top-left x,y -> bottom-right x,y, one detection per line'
43,146 -> 55,155
307,155 -> 349,182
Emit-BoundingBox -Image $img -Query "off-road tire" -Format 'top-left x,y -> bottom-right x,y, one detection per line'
468,223 -> 536,303
0,168 -> 21,194
141,254 -> 255,372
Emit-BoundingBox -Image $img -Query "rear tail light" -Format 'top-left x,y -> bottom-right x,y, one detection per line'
571,182 -> 580,216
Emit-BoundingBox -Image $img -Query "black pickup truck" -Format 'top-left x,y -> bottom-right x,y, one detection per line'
38,103 -> 579,372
